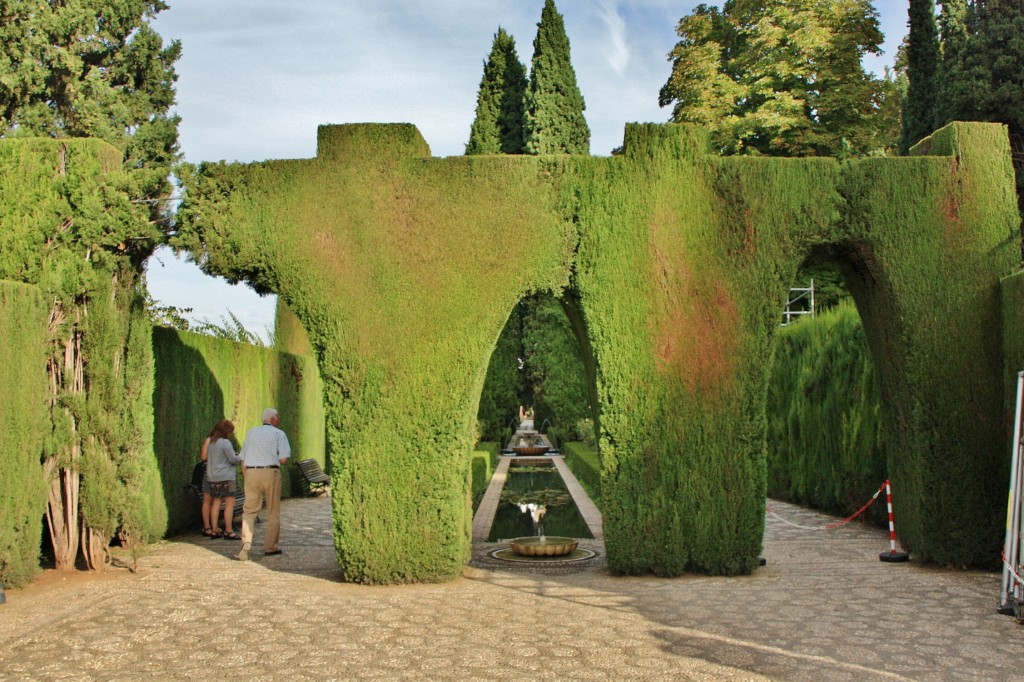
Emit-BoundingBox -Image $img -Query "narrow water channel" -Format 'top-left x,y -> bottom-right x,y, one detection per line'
486,462 -> 594,541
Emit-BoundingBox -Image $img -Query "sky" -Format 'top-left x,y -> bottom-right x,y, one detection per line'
146,0 -> 911,341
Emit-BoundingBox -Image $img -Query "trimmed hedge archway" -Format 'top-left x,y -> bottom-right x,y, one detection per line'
176,121 -> 1018,583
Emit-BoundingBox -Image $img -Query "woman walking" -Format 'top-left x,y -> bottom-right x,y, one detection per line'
206,419 -> 242,539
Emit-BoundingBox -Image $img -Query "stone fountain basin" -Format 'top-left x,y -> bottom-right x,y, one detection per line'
509,536 -> 579,557
511,445 -> 550,456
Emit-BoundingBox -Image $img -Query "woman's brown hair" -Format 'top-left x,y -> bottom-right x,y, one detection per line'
208,419 -> 235,441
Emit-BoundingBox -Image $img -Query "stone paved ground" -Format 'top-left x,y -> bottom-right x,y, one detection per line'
2,495 -> 1024,681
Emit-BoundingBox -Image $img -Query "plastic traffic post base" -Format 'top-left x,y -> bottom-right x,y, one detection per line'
879,550 -> 909,563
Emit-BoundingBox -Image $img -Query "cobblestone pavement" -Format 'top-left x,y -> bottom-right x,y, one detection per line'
2,496 -> 1024,681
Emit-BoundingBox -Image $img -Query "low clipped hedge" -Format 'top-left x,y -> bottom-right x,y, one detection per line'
0,281 -> 48,587
562,442 -> 600,508
471,442 -> 500,502
766,302 -> 886,524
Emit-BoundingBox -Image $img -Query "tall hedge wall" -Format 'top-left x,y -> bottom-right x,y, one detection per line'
0,281 -> 48,587
176,121 -> 1018,582
1001,271 -> 1024,485
153,326 -> 327,534
766,303 -> 886,523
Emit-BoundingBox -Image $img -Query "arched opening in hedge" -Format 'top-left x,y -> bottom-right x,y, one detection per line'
170,121 -> 1018,583
767,248 -> 887,527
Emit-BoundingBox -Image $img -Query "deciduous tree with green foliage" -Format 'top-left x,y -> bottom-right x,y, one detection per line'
0,0 -> 179,571
523,0 -> 590,155
466,28 -> 528,155
659,0 -> 899,157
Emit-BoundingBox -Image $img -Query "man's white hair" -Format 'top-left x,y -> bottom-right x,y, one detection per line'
262,407 -> 279,424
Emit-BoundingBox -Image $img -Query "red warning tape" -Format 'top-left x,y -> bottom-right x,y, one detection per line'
824,481 -> 887,529
766,480 -> 887,531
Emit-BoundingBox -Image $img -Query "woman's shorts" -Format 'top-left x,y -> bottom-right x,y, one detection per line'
209,479 -> 237,499
202,473 -> 211,494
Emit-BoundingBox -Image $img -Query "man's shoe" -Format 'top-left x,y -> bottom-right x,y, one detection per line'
264,549 -> 283,556
236,542 -> 251,562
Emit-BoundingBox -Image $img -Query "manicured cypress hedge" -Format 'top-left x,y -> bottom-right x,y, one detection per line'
153,327 -> 327,534
839,124 -> 1018,566
0,281 -> 48,587
766,303 -> 886,523
176,121 -> 1019,581
1002,272 -> 1024,416
0,138 -> 169,570
471,442 -> 500,501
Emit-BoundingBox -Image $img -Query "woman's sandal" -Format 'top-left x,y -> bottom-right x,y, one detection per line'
202,527 -> 217,538
222,531 -> 240,540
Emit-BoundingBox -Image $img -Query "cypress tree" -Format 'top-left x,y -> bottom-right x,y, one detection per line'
0,0 -> 179,570
466,28 -> 528,155
523,0 -> 591,155
937,0 -> 974,124
900,0 -> 941,152
970,0 -> 1024,139
958,0 -> 1024,234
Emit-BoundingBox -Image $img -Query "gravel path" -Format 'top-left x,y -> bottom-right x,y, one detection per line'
1,496 -> 1022,680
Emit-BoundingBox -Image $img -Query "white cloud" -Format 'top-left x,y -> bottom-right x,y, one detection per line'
599,1 -> 630,76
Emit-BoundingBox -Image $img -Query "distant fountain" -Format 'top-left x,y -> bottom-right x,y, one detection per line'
511,432 -> 549,456
509,501 -> 578,557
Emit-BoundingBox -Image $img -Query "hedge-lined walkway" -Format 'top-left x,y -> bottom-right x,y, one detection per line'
0,496 -> 1019,680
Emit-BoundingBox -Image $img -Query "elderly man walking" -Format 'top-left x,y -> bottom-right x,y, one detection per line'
236,407 -> 291,561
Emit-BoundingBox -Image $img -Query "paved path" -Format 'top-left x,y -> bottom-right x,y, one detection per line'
2,496 -> 1023,680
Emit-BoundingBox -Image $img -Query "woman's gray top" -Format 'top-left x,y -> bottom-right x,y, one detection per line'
207,437 -> 241,482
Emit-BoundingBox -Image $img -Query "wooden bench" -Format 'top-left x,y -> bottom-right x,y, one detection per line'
297,458 -> 330,495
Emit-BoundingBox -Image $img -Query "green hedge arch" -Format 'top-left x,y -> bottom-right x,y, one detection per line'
177,121 -> 1018,582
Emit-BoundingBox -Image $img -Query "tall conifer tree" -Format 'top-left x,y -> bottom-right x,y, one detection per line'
967,0 -> 1024,222
937,0 -> 974,124
900,0 -> 941,151
523,0 -> 590,155
466,28 -> 528,155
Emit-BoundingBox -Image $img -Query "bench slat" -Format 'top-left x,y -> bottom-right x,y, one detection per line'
297,458 -> 330,494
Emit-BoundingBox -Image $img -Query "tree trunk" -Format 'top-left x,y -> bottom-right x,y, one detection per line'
43,456 -> 78,570
81,525 -> 110,571
44,303 -> 83,571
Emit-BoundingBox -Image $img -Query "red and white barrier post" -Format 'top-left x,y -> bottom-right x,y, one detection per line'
999,371 -> 1024,614
879,479 -> 909,563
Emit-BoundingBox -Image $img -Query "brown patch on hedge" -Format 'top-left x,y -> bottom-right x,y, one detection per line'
648,205 -> 739,397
